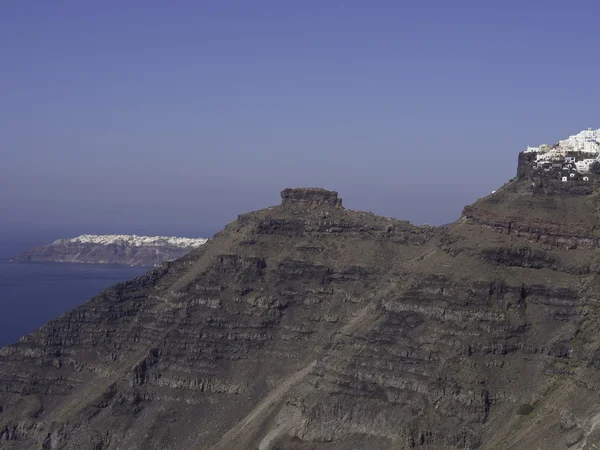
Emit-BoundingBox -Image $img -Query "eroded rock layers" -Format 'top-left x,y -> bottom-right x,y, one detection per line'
3,180 -> 600,449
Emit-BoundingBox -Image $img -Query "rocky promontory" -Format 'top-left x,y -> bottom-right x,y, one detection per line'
5,133 -> 600,449
11,234 -> 208,266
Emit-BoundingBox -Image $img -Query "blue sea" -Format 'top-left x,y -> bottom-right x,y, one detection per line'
0,230 -> 148,348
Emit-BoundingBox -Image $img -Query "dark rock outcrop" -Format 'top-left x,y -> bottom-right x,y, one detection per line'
281,187 -> 343,207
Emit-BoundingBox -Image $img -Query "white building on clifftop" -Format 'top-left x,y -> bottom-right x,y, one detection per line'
527,127 -> 600,176
558,128 -> 600,153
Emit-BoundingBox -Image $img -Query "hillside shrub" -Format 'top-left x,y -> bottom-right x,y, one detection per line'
517,403 -> 534,415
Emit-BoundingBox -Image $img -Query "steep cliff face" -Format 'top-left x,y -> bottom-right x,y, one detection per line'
2,177 -> 600,450
12,235 -> 208,266
464,153 -> 600,249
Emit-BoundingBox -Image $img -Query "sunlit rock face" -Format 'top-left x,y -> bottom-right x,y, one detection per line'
3,167 -> 600,449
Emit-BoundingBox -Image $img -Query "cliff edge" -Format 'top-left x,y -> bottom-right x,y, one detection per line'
2,170 -> 600,450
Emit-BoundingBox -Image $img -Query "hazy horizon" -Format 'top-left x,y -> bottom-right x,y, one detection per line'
2,1 -> 600,233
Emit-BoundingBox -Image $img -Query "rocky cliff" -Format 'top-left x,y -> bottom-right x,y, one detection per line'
11,235 -> 208,267
2,172 -> 600,449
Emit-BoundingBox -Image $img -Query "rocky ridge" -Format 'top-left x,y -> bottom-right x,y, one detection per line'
2,157 -> 600,449
11,234 -> 208,267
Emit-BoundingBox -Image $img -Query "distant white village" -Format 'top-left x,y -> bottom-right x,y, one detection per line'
524,128 -> 600,181
57,234 -> 208,248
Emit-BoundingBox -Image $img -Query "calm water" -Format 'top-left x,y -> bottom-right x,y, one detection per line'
0,235 -> 148,348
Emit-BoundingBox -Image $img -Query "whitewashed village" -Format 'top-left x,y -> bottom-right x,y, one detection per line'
525,128 -> 600,181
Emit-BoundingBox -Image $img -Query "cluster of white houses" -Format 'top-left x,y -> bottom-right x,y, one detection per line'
525,128 -> 600,181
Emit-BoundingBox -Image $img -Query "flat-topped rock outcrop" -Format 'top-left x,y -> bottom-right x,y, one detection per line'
280,187 -> 343,207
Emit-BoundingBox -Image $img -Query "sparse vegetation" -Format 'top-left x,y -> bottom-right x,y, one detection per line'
517,403 -> 534,416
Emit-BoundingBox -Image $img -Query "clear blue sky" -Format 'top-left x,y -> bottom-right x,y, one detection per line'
1,1 -> 599,237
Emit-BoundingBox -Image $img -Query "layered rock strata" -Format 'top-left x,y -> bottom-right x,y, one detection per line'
2,178 -> 600,449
